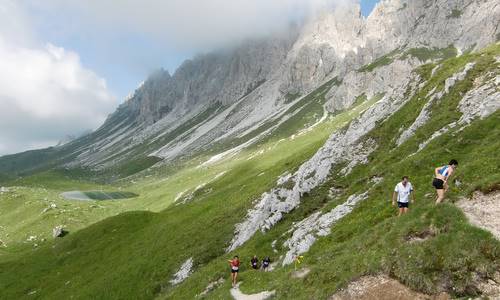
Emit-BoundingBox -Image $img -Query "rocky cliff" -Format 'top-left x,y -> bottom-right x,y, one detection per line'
1,0 -> 499,177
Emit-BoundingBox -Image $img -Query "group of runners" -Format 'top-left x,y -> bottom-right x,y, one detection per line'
392,159 -> 458,216
228,255 -> 271,287
227,160 -> 459,285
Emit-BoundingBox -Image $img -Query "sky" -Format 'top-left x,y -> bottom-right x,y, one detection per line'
0,0 -> 379,156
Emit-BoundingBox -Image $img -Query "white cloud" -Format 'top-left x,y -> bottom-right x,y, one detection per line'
0,0 -> 117,155
39,0 -> 349,51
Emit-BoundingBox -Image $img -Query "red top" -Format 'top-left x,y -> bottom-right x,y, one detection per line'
230,259 -> 240,267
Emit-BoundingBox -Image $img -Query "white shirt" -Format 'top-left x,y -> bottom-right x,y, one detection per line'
394,182 -> 413,203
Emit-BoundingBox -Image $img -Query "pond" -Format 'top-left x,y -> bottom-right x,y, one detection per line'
61,191 -> 138,201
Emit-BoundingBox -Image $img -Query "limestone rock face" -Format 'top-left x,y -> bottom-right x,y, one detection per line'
282,192 -> 369,265
52,226 -> 65,238
61,0 -> 499,171
227,63 -> 422,251
280,3 -> 365,94
170,257 -> 194,285
124,34 -> 298,126
364,0 -> 500,56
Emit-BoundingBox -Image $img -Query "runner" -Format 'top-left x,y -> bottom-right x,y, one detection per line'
228,255 -> 240,288
250,255 -> 259,270
433,159 -> 458,204
392,176 -> 415,216
262,257 -> 271,272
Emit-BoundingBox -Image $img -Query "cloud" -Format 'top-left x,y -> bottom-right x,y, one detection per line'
0,1 -> 117,156
1,0 -> 354,156
38,0 -> 349,51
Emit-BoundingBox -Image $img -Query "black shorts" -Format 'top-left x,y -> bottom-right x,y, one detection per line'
432,178 -> 444,190
397,202 -> 409,208
231,268 -> 239,273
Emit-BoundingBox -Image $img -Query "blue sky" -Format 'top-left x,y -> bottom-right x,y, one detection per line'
360,0 -> 379,17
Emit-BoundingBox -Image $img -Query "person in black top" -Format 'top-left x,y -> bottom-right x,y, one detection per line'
262,256 -> 271,271
250,255 -> 259,270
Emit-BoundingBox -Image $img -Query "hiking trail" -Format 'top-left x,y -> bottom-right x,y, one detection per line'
230,282 -> 275,300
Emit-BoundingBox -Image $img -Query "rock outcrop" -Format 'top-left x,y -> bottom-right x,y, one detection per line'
227,59 -> 421,252
282,192 -> 368,265
170,257 -> 194,285
417,69 -> 500,152
52,225 -> 65,238
398,62 -> 476,146
43,0 -> 499,173
456,191 -> 500,240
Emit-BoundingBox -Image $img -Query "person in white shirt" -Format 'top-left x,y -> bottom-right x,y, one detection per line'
392,176 -> 415,216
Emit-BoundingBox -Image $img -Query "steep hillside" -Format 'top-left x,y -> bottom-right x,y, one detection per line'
1,41 -> 499,300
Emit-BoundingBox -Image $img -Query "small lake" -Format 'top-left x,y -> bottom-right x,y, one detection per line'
61,191 -> 138,201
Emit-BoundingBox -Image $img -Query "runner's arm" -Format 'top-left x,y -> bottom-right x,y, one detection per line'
446,168 -> 454,182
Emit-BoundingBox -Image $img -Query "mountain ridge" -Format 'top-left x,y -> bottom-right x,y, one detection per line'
1,0 -> 498,181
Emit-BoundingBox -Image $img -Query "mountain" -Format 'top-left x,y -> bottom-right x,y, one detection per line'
2,0 -> 498,181
1,0 -> 500,299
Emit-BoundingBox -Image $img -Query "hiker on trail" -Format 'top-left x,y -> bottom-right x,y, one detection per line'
392,176 -> 415,216
433,159 -> 458,204
262,257 -> 271,272
250,255 -> 259,270
228,255 -> 240,288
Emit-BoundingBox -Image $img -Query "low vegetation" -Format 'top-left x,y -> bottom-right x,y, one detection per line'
0,44 -> 498,299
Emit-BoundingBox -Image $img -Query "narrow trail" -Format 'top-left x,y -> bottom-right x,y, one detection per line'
456,191 -> 500,240
230,283 -> 275,300
329,275 -> 449,300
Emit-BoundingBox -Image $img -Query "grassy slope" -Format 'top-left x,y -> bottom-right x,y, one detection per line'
224,45 -> 500,299
0,44 -> 498,299
0,81 -> 346,258
0,77 -> 376,298
165,44 -> 500,299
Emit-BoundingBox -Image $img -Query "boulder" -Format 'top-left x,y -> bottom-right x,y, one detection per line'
52,225 -> 66,238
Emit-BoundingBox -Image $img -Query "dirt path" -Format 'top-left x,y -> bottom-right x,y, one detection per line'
329,275 -> 449,300
230,283 -> 275,300
456,191 -> 500,240
292,268 -> 310,279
